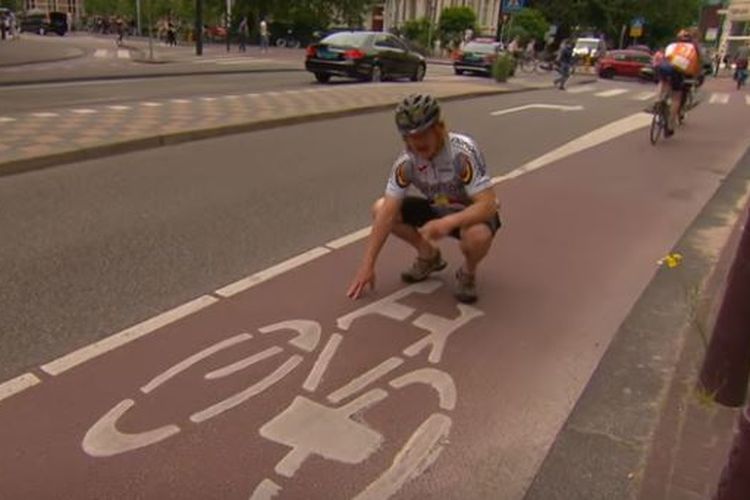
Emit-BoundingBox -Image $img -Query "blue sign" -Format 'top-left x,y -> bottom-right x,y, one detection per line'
502,0 -> 526,13
631,17 -> 645,28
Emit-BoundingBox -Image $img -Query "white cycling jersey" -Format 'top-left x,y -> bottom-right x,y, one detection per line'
385,132 -> 492,214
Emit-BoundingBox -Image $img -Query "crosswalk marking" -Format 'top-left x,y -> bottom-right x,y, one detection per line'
566,85 -> 596,94
71,109 -> 97,114
93,49 -> 108,58
633,91 -> 656,101
595,88 -> 629,97
709,92 -> 730,104
117,49 -> 130,59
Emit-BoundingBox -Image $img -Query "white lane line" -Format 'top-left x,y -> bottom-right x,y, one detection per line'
303,333 -> 343,392
746,95 -> 750,106
41,295 -> 219,376
0,373 -> 41,404
633,91 -> 657,101
94,49 -> 108,58
117,49 -> 131,59
223,95 -> 241,99
0,117 -> 17,123
326,227 -> 371,249
141,102 -> 163,107
107,105 -> 132,111
595,88 -> 629,97
328,357 -> 404,404
246,93 -> 261,98
566,85 -> 597,94
31,112 -> 59,118
491,112 -> 651,185
170,99 -> 191,104
200,97 -> 218,102
215,247 -> 331,298
71,109 -> 98,114
709,92 -> 730,104
490,104 -> 584,117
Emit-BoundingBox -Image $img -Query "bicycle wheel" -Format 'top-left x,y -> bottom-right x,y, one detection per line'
650,106 -> 664,145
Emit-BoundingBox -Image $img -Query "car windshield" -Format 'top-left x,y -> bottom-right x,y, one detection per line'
321,32 -> 369,48
463,42 -> 497,54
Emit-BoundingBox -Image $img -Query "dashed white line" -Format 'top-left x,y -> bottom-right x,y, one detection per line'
595,88 -> 628,97
223,95 -> 241,99
117,49 -> 131,59
141,102 -> 163,107
200,97 -> 218,102
326,227 -> 371,249
215,247 -> 331,298
0,117 -> 16,123
93,49 -> 108,58
170,99 -> 191,104
31,112 -> 59,118
40,295 -> 219,376
107,105 -> 132,111
0,373 -> 41,404
746,95 -> 750,106
71,109 -> 98,114
633,91 -> 657,101
245,93 -> 261,97
709,92 -> 730,104
566,85 -> 597,94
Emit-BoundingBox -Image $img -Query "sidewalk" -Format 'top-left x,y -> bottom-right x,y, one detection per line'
0,36 -> 85,66
0,74 -> 591,176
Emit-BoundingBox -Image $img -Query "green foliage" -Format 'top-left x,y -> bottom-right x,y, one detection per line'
437,6 -> 476,50
402,17 -> 432,49
533,0 -> 702,49
492,53 -> 514,82
512,8 -> 549,44
0,0 -> 22,12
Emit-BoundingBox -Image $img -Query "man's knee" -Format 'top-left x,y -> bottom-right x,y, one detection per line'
371,197 -> 403,223
460,224 -> 493,251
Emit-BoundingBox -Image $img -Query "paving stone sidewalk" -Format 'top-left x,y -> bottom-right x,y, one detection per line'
0,77 -> 561,175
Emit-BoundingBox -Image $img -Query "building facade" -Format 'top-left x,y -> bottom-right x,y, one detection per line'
23,0 -> 82,22
718,0 -> 750,56
383,0 -> 501,37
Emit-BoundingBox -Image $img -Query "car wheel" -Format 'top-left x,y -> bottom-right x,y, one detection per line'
411,63 -> 426,82
370,65 -> 383,82
600,68 -> 615,79
314,73 -> 331,84
454,68 -> 464,75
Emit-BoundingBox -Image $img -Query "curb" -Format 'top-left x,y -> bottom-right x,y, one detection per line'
523,146 -> 750,499
0,78 -> 594,177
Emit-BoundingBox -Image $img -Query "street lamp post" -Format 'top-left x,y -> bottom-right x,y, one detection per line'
147,0 -> 154,60
225,0 -> 232,52
195,0 -> 203,55
136,0 -> 142,36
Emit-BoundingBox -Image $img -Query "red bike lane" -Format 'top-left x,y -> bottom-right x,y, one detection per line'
1,98 -> 748,500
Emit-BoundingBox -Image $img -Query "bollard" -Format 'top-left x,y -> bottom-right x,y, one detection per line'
698,207 -> 750,407
714,405 -> 750,500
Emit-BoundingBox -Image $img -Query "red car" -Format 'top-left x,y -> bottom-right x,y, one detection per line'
597,49 -> 653,79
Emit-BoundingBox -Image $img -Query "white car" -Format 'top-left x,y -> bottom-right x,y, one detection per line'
573,37 -> 606,60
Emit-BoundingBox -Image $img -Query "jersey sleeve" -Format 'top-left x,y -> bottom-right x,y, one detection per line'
455,136 -> 492,197
385,153 -> 412,199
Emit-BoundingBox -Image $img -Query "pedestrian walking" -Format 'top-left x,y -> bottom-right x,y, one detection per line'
115,16 -> 125,46
1,13 -> 8,41
167,21 -> 177,46
238,16 -> 249,52
554,40 -> 574,90
259,18 -> 269,53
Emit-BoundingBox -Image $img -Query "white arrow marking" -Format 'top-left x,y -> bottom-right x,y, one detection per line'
490,104 -> 584,117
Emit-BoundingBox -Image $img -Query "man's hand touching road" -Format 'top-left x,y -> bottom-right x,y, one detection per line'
347,264 -> 376,300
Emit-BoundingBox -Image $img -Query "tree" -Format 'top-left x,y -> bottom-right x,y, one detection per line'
509,7 -> 549,44
438,6 -> 476,50
402,17 -> 432,50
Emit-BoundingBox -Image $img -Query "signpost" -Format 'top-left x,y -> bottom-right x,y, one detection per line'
630,17 -> 644,40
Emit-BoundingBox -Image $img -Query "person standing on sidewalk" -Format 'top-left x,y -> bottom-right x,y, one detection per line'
259,18 -> 269,53
554,40 -> 574,90
347,94 -> 502,304
238,16 -> 249,52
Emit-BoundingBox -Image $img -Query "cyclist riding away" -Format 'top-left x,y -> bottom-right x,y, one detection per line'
655,29 -> 702,137
347,94 -> 502,304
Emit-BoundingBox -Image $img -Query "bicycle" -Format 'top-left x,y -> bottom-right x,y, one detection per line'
649,93 -> 671,145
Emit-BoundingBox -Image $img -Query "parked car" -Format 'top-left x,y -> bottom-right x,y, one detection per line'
453,39 -> 504,76
305,31 -> 426,83
20,10 -> 67,35
597,49 -> 652,79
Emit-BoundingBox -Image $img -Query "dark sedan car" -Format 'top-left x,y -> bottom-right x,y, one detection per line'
453,40 -> 504,76
305,31 -> 426,83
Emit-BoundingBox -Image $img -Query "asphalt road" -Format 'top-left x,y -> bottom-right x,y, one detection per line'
1,76 -> 749,499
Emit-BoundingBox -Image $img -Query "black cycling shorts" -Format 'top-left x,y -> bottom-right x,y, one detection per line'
400,196 -> 502,239
657,62 -> 686,92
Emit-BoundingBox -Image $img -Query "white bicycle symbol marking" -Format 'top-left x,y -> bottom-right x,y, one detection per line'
82,280 -> 484,499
